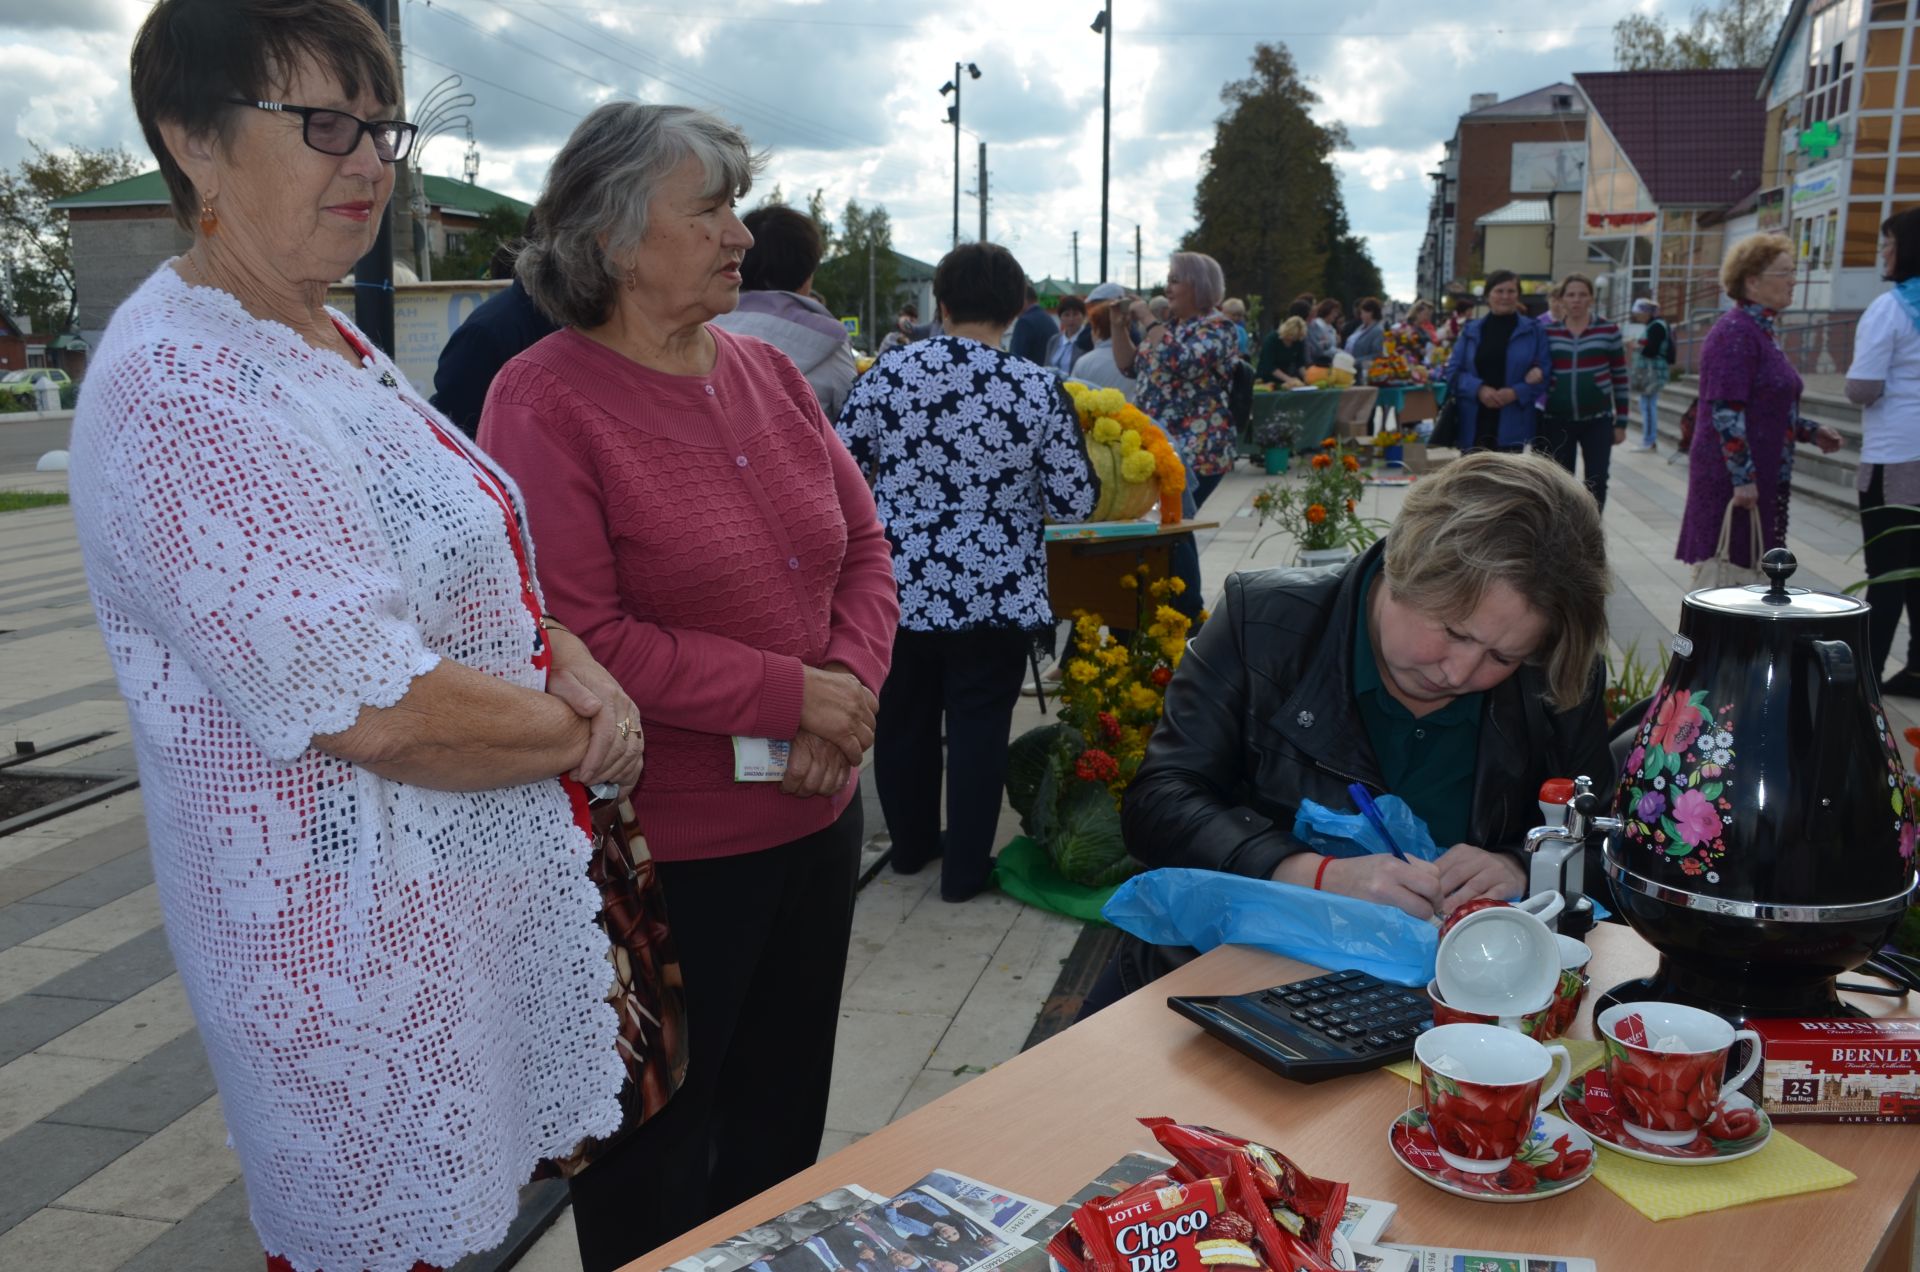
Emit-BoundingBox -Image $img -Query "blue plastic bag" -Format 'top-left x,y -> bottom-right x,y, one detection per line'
1291,795 -> 1440,862
1102,868 -> 1437,987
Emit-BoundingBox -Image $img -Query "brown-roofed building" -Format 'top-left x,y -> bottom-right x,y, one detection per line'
1574,69 -> 1766,328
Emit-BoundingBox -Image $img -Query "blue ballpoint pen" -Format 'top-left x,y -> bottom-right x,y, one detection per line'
1348,782 -> 1410,862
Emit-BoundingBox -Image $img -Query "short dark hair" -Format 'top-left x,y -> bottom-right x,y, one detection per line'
739,205 -> 823,292
1357,296 -> 1383,319
1287,298 -> 1313,320
1484,269 -> 1520,296
1056,294 -> 1087,317
1884,209 -> 1920,283
132,0 -> 400,229
935,242 -> 1027,327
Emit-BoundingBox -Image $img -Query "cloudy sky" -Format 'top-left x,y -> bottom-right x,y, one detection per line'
2,0 -> 1720,300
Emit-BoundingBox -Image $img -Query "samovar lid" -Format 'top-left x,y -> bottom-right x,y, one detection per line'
1686,548 -> 1866,619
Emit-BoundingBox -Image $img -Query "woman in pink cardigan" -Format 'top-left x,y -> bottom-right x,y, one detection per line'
479,104 -> 898,1272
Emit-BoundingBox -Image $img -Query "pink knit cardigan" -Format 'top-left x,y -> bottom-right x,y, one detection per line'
480,325 -> 897,861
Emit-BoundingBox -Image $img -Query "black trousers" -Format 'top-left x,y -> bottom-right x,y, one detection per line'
1860,463 -> 1920,677
873,627 -> 1031,901
567,801 -> 863,1272
1542,412 -> 1617,511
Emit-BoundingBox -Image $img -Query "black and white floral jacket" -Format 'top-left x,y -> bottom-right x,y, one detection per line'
836,336 -> 1097,632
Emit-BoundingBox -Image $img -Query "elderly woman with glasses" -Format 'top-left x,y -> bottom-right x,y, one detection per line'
1677,234 -> 1842,574
1115,251 -> 1240,507
479,102 -> 898,1271
69,3 -> 647,1270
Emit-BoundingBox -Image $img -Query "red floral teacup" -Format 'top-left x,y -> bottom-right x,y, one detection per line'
1425,979 -> 1556,1037
1414,1022 -> 1572,1174
1597,1002 -> 1762,1147
1545,935 -> 1592,1038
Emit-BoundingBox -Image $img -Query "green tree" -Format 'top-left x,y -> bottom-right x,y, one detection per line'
1183,43 -> 1378,319
1614,0 -> 1786,70
1322,205 -> 1385,307
813,198 -> 898,351
431,204 -> 528,280
0,144 -> 143,333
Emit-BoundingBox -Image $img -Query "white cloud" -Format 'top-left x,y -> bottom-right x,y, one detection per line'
1,0 -> 1714,301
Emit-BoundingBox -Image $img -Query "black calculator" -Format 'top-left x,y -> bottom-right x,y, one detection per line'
1168,969 -> 1433,1083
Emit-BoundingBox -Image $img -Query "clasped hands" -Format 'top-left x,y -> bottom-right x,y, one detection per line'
1286,843 -> 1528,922
1475,366 -> 1544,411
543,628 -> 646,792
783,664 -> 878,798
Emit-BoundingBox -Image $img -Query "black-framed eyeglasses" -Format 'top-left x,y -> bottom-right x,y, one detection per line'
226,99 -> 417,162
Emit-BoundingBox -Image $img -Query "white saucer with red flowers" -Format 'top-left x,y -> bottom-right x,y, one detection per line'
1387,1108 -> 1595,1202
1556,1070 -> 1772,1165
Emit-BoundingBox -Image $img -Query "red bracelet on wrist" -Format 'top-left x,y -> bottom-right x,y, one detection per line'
1313,855 -> 1334,891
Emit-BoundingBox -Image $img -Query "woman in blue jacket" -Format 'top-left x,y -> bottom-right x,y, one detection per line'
1446,271 -> 1551,451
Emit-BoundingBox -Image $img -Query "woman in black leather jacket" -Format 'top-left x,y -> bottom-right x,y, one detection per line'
1089,451 -> 1616,1008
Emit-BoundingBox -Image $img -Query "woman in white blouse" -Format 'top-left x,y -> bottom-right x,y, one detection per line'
70,3 -> 644,1269
1848,207 -> 1920,697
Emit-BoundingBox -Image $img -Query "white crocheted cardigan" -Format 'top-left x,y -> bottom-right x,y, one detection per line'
69,266 -> 624,1272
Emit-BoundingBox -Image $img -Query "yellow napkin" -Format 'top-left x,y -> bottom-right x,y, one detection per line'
1384,1037 -> 1606,1084
1585,1130 -> 1855,1220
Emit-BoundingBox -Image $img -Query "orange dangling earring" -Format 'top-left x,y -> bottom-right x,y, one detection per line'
199,198 -> 218,236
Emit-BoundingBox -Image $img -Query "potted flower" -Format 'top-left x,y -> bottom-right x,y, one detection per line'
1005,566 -> 1198,888
1251,438 -> 1387,567
1255,410 -> 1297,476
1373,429 -> 1407,466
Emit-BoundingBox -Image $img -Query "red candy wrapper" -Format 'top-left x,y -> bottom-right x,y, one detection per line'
1075,1176 -> 1263,1272
1140,1118 -> 1348,1264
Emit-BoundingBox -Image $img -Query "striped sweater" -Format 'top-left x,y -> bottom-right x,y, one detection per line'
1543,319 -> 1630,420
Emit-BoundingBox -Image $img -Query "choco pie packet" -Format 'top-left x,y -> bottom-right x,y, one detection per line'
1139,1118 -> 1349,1264
1073,1176 -> 1247,1272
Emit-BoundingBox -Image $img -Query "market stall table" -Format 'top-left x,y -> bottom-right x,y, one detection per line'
1044,519 -> 1218,621
626,925 -> 1920,1272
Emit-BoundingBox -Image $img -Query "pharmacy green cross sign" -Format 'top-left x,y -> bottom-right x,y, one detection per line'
1798,120 -> 1843,159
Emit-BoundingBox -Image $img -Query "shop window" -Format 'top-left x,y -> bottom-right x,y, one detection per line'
1856,155 -> 1892,193
1902,111 -> 1920,150
1846,200 -> 1886,266
1867,25 -> 1906,67
1862,114 -> 1895,150
1870,0 -> 1910,21
1895,157 -> 1920,193
1866,71 -> 1900,109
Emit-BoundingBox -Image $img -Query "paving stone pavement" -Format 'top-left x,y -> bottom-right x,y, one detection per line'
6,423 -> 1919,1272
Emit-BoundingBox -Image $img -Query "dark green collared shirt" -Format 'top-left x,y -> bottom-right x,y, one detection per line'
1351,557 -> 1481,849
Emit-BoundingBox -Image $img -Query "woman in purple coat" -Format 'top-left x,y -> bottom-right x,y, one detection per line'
1676,235 -> 1842,568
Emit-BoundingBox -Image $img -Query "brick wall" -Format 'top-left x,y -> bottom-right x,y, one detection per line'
1455,118 -> 1587,280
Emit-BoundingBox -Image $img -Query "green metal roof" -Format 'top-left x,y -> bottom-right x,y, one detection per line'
53,169 -> 530,217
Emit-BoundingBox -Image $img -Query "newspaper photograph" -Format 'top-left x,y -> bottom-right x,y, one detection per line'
667,1186 -> 891,1272
905,1170 -> 1052,1235
1348,1242 -> 1415,1272
838,1184 -> 1033,1272
1380,1247 -> 1598,1272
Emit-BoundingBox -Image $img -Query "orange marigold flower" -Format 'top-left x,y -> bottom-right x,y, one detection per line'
1345,498 -> 1357,513
1342,454 -> 1360,471
1310,453 -> 1332,469
1321,437 -> 1338,448
1305,503 -> 1328,524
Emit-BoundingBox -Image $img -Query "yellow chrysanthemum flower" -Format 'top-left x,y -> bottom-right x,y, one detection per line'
1168,577 -> 1187,595
1119,429 -> 1142,453
1091,388 -> 1128,416
1121,450 -> 1157,483
1092,416 -> 1123,443
1119,573 -> 1139,590
1068,660 -> 1100,683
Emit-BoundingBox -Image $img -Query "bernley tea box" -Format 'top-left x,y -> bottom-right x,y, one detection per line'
1748,1019 -> 1920,1123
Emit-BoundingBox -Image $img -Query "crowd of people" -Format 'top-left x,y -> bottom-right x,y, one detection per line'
62,5 -> 1920,1272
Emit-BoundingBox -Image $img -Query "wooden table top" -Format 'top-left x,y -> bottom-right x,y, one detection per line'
624,925 -> 1920,1272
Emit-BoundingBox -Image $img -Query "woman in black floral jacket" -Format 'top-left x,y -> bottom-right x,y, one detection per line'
837,242 -> 1097,900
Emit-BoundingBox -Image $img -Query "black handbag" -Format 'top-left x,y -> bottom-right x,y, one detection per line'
1428,389 -> 1461,449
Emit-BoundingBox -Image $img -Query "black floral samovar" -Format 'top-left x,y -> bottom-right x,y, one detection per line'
1599,551 -> 1920,1026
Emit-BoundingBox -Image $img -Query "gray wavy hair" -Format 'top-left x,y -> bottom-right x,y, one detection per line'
518,102 -> 764,328
1168,251 -> 1226,312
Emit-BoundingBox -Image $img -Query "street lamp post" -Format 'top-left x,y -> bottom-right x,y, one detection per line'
940,62 -> 980,249
1091,3 -> 1112,281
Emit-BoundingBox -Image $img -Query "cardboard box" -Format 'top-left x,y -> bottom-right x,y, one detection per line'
1400,443 -> 1455,475
1395,387 -> 1438,423
1747,1018 -> 1920,1123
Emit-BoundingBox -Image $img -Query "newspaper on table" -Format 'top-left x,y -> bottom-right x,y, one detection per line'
905,1169 -> 1053,1235
1377,1247 -> 1597,1272
786,1182 -> 1035,1272
667,1187 -> 890,1272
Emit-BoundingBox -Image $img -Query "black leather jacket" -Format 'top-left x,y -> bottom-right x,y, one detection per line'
1112,540 -> 1614,992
